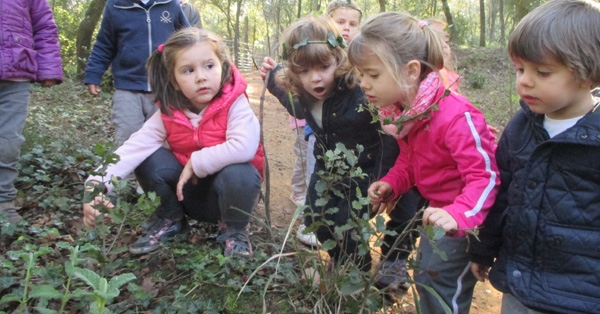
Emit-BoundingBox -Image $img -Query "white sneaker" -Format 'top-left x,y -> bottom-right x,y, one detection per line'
135,182 -> 144,195
296,223 -> 321,247
289,194 -> 305,207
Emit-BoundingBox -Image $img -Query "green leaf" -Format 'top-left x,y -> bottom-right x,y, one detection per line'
29,284 -> 63,299
320,239 -> 337,252
73,267 -> 102,290
0,293 -> 20,304
0,276 -> 17,289
33,307 -> 58,314
107,273 -> 136,293
293,37 -> 308,49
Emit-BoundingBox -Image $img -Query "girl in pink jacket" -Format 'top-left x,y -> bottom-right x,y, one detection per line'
348,12 -> 500,314
82,28 -> 264,259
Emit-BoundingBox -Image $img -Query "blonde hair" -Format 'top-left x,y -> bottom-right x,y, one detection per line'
326,0 -> 362,20
146,27 -> 233,115
280,15 -> 358,98
348,12 -> 445,99
508,0 -> 600,86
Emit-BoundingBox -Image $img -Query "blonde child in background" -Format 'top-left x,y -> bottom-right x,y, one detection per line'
349,12 -> 500,313
82,28 -> 264,259
469,1 -> 600,313
425,18 -> 461,93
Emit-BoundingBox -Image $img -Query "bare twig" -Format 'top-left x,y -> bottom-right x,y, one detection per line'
258,44 -> 279,228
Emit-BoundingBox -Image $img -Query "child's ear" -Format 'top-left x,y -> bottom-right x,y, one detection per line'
406,60 -> 421,83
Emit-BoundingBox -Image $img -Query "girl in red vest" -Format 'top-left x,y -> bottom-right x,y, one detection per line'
82,28 -> 264,258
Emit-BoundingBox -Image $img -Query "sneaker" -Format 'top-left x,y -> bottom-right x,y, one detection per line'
375,259 -> 411,294
139,214 -> 159,231
296,223 -> 321,247
0,202 -> 22,224
289,194 -> 305,207
129,217 -> 190,255
216,228 -> 253,259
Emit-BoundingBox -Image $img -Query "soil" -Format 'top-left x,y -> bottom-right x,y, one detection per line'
242,70 -> 503,314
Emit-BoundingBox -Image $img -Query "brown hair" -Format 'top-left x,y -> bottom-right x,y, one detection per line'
280,15 -> 358,99
508,0 -> 600,86
326,0 -> 362,20
348,12 -> 445,99
146,27 -> 233,115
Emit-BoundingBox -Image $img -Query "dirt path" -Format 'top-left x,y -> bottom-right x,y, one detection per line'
242,70 -> 502,313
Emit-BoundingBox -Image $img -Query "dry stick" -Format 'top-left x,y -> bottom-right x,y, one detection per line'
258,45 -> 278,228
259,81 -> 271,228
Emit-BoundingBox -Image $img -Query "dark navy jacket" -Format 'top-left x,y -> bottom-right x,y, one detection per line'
266,65 -> 399,235
469,100 -> 600,314
84,0 -> 189,91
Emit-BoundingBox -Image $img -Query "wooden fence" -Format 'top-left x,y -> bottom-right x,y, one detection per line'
224,40 -> 256,72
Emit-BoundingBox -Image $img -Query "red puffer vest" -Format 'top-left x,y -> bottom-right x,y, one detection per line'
161,65 -> 265,178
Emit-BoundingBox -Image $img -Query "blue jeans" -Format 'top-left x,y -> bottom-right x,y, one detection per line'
111,90 -> 157,145
0,81 -> 31,203
134,148 -> 261,230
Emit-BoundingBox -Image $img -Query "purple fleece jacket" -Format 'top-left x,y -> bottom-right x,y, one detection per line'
0,0 -> 63,82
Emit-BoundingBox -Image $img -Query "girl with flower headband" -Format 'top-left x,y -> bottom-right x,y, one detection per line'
82,27 -> 264,258
349,12 -> 500,313
261,15 -> 403,273
260,0 -> 365,250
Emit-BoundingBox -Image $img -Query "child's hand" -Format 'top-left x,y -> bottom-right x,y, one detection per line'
422,206 -> 458,234
368,181 -> 394,213
177,161 -> 198,201
41,79 -> 58,88
86,84 -> 101,96
471,263 -> 490,282
487,124 -> 500,142
259,57 -> 278,81
82,194 -> 114,228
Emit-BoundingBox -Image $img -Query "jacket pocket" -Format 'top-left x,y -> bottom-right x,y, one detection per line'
541,221 -> 600,301
8,46 -> 37,76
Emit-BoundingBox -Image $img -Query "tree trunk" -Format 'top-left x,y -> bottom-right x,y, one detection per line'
500,0 -> 506,45
479,0 -> 486,47
489,0 -> 496,42
378,0 -> 386,12
76,0 -> 108,80
440,0 -> 456,43
297,0 -> 302,19
234,0 -> 243,67
515,0 -> 530,22
244,16 -> 249,44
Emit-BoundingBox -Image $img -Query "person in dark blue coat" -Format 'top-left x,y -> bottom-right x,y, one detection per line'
469,1 -> 600,313
84,0 -> 189,145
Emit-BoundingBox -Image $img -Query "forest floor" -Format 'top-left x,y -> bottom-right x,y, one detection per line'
1,46 -> 512,313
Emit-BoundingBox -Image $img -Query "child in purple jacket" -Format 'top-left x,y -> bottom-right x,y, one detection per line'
0,0 -> 63,224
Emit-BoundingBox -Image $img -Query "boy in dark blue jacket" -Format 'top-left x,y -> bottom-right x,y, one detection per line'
469,1 -> 600,313
84,0 -> 189,145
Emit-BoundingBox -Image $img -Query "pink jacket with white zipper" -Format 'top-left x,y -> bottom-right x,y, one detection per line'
381,85 -> 500,235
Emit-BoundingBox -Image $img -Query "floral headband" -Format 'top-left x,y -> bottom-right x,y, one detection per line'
281,32 -> 346,60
